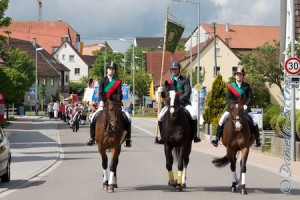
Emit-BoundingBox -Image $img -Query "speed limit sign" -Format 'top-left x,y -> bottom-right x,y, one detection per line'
284,57 -> 300,75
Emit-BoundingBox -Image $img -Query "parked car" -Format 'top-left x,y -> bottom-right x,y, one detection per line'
0,127 -> 11,182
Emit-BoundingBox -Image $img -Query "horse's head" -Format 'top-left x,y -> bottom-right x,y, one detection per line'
103,94 -> 123,132
229,99 -> 245,132
164,80 -> 180,114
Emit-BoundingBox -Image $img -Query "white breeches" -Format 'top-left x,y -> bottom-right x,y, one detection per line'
89,106 -> 131,123
218,111 -> 257,126
158,105 -> 197,121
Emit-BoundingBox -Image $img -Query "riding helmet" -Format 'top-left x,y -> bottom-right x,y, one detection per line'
234,67 -> 245,76
170,61 -> 181,70
107,62 -> 117,70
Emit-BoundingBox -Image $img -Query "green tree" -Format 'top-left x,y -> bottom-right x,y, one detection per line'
203,74 -> 227,125
239,41 -> 283,93
134,69 -> 152,105
69,76 -> 89,97
0,0 -> 11,58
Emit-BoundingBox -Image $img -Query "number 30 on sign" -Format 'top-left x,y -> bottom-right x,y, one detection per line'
284,57 -> 300,75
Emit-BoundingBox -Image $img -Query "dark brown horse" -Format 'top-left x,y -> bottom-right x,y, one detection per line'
95,94 -> 126,193
161,80 -> 193,192
212,99 -> 254,194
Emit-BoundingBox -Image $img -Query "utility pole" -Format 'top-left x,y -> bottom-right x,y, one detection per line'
37,0 -> 42,21
213,22 -> 217,75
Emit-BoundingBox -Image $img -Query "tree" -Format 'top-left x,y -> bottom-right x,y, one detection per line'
0,0 -> 11,58
69,76 -> 89,97
239,41 -> 283,93
203,74 -> 227,126
134,69 -> 152,105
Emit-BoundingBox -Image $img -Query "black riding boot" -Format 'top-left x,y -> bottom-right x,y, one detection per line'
211,125 -> 223,147
192,119 -> 201,143
87,121 -> 95,146
253,125 -> 261,147
124,121 -> 132,147
157,121 -> 164,144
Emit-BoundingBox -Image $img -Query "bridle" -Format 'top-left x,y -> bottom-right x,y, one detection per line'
103,100 -> 122,133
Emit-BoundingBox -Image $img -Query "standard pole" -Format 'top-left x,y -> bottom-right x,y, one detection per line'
35,49 -> 38,116
196,2 -> 201,138
104,47 -> 107,78
132,43 -> 135,116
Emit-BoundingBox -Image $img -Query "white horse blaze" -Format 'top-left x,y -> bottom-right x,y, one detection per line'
235,116 -> 242,131
169,90 -> 176,114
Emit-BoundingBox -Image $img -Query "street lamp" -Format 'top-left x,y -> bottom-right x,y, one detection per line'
120,39 -> 135,116
98,43 -> 107,77
35,47 -> 43,116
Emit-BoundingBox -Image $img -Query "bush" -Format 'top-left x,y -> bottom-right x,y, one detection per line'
275,115 -> 290,137
263,104 -> 280,130
270,115 -> 279,131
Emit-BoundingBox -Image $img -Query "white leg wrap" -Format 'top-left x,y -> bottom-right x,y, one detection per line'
108,171 -> 115,185
182,168 -> 187,184
231,171 -> 237,183
103,168 -> 109,182
241,173 -> 246,185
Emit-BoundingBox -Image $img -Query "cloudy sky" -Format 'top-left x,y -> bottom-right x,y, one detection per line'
5,0 -> 281,52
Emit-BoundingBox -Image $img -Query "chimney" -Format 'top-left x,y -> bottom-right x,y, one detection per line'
226,23 -> 230,32
32,38 -> 37,47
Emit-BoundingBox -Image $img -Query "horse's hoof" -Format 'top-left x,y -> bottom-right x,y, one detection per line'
103,181 -> 108,191
240,188 -> 247,195
111,184 -> 118,188
175,185 -> 182,192
181,183 -> 186,189
107,185 -> 114,193
168,179 -> 177,187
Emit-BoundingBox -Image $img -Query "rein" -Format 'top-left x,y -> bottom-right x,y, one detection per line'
103,101 -> 122,133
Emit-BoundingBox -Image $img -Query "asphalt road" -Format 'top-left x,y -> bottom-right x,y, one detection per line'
0,117 -> 299,200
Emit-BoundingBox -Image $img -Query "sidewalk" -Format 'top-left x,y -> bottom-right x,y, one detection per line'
192,137 -> 300,183
0,116 -> 60,194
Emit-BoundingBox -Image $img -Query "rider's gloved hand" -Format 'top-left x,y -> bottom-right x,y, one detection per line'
243,105 -> 248,111
158,87 -> 164,93
99,101 -> 104,108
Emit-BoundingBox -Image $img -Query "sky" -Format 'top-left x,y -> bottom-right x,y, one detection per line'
5,0 -> 281,52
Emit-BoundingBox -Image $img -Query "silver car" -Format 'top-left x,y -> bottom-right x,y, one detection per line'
0,127 -> 11,182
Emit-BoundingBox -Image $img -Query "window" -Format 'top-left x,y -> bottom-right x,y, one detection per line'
62,54 -> 65,60
75,68 -> 80,75
216,48 -> 221,57
43,78 -> 46,85
65,75 -> 69,83
214,66 -> 220,76
69,55 -> 75,62
232,67 -> 238,76
56,54 -> 59,59
51,78 -> 54,86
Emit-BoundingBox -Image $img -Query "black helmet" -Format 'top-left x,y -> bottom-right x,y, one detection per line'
170,61 -> 181,69
107,62 -> 117,70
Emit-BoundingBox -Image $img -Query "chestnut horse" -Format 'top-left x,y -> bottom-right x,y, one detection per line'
212,99 -> 254,194
161,80 -> 193,192
95,94 -> 126,193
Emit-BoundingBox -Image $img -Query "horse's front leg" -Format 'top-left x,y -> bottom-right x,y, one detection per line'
227,150 -> 238,193
176,147 -> 185,192
107,146 -> 121,193
98,146 -> 109,191
239,148 -> 249,195
164,145 -> 176,187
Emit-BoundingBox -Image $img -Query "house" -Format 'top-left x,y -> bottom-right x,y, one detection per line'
0,20 -> 80,54
53,41 -> 96,82
82,41 -> 113,56
179,23 -> 281,104
6,37 -> 70,107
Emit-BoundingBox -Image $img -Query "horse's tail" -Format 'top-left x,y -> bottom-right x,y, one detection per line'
212,155 -> 230,168
172,147 -> 180,163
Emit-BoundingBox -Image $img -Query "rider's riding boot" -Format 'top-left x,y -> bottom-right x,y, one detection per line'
211,125 -> 223,147
158,121 -> 164,144
192,119 -> 201,143
87,122 -> 95,146
124,121 -> 132,147
253,125 -> 261,147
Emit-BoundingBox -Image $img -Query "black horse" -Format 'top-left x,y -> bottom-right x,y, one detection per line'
160,80 -> 193,192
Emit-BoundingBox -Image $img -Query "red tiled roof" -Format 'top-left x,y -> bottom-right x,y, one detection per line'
0,21 -> 80,54
146,51 -> 188,86
201,24 -> 280,49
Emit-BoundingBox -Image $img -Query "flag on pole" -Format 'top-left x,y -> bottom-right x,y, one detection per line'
165,19 -> 185,53
149,79 -> 155,100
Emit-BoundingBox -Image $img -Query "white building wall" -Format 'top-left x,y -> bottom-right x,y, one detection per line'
54,43 -> 89,82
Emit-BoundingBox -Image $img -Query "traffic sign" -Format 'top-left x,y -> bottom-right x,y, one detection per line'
29,88 -> 36,95
284,57 -> 300,75
194,83 -> 201,91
